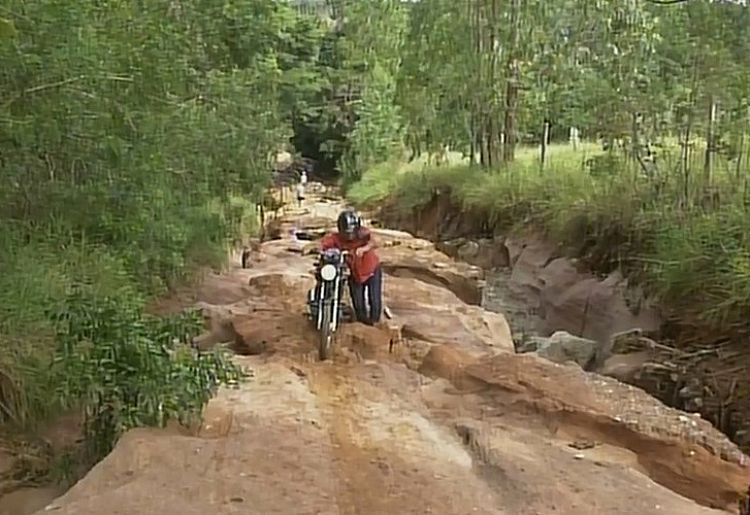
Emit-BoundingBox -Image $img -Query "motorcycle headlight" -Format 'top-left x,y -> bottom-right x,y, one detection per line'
320,263 -> 337,281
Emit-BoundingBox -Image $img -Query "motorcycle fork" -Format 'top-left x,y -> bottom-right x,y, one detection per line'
330,275 -> 342,331
317,276 -> 342,332
316,281 -> 326,330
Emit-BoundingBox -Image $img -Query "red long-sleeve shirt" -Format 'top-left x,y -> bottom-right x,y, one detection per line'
320,227 -> 380,284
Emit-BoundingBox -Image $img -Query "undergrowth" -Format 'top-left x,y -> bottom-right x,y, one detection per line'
0,193 -> 256,483
349,142 -> 750,333
50,290 -> 244,463
0,0 -> 282,472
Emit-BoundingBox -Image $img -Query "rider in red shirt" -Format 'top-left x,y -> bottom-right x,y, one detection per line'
320,210 -> 382,325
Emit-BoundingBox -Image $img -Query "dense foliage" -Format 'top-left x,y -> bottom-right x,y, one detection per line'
2,0 -> 750,478
0,0 -> 330,470
51,292 -> 244,463
344,0 -> 750,340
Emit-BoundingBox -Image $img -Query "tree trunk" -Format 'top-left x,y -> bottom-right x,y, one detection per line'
540,120 -> 550,172
681,118 -> 692,208
681,57 -> 699,208
488,0 -> 501,166
502,0 -> 521,163
631,111 -> 642,182
473,0 -> 487,167
469,111 -> 477,166
735,133 -> 744,182
258,201 -> 266,243
486,115 -> 495,168
703,99 -> 716,187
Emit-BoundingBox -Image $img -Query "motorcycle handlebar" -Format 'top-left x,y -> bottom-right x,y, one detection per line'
310,249 -> 350,275
314,248 -> 350,257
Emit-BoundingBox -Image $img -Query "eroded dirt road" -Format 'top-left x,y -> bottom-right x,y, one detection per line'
37,189 -> 750,515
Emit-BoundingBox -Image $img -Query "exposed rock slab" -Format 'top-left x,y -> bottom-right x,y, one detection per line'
385,275 -> 514,355
519,330 -> 600,369
378,240 -> 484,305
37,190 -> 750,515
505,236 -> 662,343
40,363 -> 343,515
420,344 -> 749,511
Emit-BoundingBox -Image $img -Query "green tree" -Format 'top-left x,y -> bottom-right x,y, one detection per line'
0,0 -> 313,476
331,0 -> 408,181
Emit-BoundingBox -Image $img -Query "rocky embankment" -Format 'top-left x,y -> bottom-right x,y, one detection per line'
22,188 -> 750,515
375,192 -> 750,451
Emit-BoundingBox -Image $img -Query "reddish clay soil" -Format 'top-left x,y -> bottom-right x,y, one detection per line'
15,189 -> 750,515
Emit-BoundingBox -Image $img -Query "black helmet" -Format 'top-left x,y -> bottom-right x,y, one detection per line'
337,209 -> 361,238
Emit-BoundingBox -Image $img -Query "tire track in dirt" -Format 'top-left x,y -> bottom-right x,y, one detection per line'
306,361 -> 506,515
307,364 -> 396,515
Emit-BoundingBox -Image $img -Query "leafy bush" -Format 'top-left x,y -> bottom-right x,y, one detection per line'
50,288 -> 244,462
0,237 -> 138,428
0,0 -> 296,446
0,0 -> 342,484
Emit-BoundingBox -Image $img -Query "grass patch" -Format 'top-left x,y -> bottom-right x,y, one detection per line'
349,141 -> 750,333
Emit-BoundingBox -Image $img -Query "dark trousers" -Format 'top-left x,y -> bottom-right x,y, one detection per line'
348,265 -> 382,325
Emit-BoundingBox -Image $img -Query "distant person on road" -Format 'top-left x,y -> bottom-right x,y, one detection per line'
300,170 -> 308,185
320,210 -> 382,325
296,181 -> 305,207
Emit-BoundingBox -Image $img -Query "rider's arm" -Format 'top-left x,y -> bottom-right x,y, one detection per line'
356,228 -> 378,253
320,233 -> 339,250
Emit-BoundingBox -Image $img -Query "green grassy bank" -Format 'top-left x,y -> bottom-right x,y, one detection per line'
348,142 -> 750,336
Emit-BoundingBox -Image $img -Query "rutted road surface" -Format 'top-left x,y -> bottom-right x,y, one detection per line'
38,190 -> 750,515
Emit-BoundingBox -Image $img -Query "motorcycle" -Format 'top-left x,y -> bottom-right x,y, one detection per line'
307,248 -> 352,360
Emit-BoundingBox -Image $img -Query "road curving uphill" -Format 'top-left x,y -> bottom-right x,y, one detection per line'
38,188 -> 750,515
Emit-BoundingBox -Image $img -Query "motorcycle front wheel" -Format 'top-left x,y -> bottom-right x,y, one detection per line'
318,304 -> 333,361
